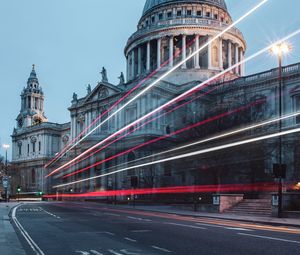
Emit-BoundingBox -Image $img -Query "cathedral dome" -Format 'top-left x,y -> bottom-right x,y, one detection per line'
125,0 -> 246,84
143,0 -> 227,16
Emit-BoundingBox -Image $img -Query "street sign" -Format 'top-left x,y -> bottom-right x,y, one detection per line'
3,180 -> 8,188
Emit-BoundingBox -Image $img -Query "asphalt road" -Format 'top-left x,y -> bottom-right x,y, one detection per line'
12,202 -> 300,255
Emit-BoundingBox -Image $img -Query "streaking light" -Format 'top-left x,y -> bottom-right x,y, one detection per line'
53,127 -> 300,189
46,183 -> 279,198
47,27 -> 300,178
45,0 -> 269,170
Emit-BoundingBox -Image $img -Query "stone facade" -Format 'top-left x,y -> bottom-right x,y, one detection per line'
11,0 -> 300,196
11,67 -> 71,193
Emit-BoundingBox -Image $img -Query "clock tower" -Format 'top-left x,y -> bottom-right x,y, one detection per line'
16,65 -> 48,129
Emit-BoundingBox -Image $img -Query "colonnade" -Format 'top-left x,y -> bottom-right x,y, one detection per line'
126,34 -> 245,81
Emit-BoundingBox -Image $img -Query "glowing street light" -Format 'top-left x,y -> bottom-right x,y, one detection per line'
270,41 -> 292,218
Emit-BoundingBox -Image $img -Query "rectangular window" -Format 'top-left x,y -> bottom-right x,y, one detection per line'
214,14 -> 218,19
159,13 -> 163,20
197,10 -> 202,16
39,141 -> 41,152
187,10 -> 192,16
151,16 -> 155,23
167,11 -> 172,18
295,96 -> 300,124
177,10 -> 182,16
206,12 -> 211,18
27,144 -> 30,155
18,145 -> 22,156
33,142 -> 35,153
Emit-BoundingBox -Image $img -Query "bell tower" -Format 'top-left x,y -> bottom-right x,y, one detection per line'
16,65 -> 48,129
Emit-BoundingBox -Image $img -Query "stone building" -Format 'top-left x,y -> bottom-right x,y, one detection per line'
11,66 -> 70,194
11,0 -> 300,204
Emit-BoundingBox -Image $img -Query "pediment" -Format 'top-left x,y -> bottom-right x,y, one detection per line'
84,82 -> 122,103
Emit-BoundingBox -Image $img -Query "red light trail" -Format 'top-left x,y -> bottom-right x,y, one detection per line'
45,0 -> 268,169
62,99 -> 265,179
44,182 -> 281,199
47,23 -> 299,179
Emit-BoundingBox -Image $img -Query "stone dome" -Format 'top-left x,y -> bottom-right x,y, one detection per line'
143,0 -> 227,16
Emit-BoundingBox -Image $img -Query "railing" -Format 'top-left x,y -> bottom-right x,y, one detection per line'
127,17 -> 244,45
218,62 -> 300,88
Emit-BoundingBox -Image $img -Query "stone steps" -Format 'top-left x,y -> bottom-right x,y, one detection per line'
225,198 -> 271,216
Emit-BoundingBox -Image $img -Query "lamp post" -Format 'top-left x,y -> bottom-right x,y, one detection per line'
270,42 -> 291,218
2,144 -> 10,202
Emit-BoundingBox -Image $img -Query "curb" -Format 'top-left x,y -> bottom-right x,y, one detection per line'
103,204 -> 300,228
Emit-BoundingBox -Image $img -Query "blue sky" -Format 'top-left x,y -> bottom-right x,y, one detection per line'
1,0 -> 300,158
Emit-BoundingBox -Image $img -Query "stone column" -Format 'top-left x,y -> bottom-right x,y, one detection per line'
240,49 -> 245,76
157,38 -> 161,68
228,40 -> 232,68
219,38 -> 223,70
195,35 -> 200,69
138,46 -> 142,75
207,36 -> 212,69
235,44 -> 239,74
126,55 -> 129,81
147,41 -> 151,71
182,35 -> 187,69
169,36 -> 174,68
131,50 -> 135,78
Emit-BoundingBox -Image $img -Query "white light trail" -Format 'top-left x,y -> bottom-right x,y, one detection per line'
71,111 -> 300,176
48,0 -> 269,166
53,127 -> 300,189
48,26 -> 300,177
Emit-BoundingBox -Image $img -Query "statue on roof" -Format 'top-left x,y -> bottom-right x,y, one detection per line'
101,67 -> 108,82
72,92 -> 78,102
118,72 -> 125,85
86,84 -> 92,95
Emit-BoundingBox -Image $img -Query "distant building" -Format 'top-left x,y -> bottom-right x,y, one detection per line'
11,66 -> 70,193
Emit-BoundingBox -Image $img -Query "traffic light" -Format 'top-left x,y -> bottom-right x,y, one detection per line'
17,186 -> 21,193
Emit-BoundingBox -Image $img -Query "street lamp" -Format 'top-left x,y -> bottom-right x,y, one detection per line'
2,144 -> 10,202
270,42 -> 291,218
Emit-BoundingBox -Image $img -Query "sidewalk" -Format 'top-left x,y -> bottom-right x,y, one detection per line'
107,204 -> 300,228
0,202 -> 26,255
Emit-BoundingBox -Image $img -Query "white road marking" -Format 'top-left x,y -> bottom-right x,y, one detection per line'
151,245 -> 172,253
12,205 -> 45,255
127,216 -> 152,222
39,207 -> 61,219
90,250 -> 104,255
104,213 -> 121,217
99,231 -> 115,236
238,233 -> 300,244
166,222 -> 206,230
120,249 -> 142,255
225,227 -> 253,231
108,249 -> 123,255
131,229 -> 151,233
76,251 -> 90,255
124,237 -> 137,242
